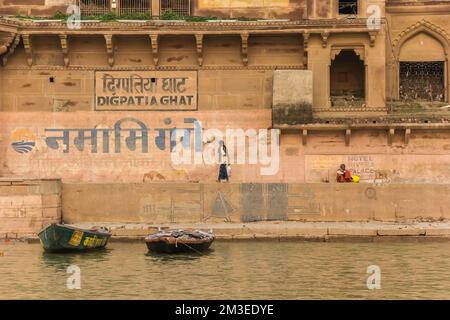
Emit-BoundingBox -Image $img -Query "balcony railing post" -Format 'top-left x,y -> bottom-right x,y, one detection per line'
153,0 -> 161,18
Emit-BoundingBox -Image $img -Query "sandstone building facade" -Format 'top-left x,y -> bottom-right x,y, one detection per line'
0,1 -> 449,234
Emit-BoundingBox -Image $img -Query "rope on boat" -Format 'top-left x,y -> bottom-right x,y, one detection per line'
179,241 -> 204,255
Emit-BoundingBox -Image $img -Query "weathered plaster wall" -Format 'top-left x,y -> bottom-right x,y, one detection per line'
0,0 -> 75,16
0,34 -> 303,111
0,111 -> 275,183
192,0 -> 307,19
0,0 -> 306,18
0,111 -> 449,184
0,68 -> 275,111
62,182 -> 450,224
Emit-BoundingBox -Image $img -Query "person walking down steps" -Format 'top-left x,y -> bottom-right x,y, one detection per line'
217,142 -> 229,183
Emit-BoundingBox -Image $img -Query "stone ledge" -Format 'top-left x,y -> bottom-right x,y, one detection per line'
328,228 -> 378,236
377,229 -> 426,236
6,222 -> 450,242
425,229 -> 450,236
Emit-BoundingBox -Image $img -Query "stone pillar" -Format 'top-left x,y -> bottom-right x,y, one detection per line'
307,35 -> 331,109
366,28 -> 386,108
152,0 -> 161,17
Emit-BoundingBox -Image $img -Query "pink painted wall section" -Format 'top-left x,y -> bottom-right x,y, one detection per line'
282,130 -> 450,183
0,111 -> 450,184
0,111 -> 273,183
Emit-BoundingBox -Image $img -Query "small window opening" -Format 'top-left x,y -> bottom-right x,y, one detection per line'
338,0 -> 358,15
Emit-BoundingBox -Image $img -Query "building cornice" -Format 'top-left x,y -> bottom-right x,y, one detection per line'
0,17 -> 378,34
386,2 -> 450,13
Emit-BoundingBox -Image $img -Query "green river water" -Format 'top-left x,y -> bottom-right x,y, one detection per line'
1,241 -> 449,299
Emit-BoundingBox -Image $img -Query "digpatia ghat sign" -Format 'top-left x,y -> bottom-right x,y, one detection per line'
95,71 -> 198,111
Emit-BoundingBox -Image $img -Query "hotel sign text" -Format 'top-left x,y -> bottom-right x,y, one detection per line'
95,71 -> 197,111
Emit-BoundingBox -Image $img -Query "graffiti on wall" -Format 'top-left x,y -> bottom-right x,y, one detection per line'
347,155 -> 375,180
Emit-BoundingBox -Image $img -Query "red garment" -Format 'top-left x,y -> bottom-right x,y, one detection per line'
344,170 -> 353,182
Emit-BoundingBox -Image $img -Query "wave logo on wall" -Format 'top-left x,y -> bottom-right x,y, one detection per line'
11,129 -> 36,154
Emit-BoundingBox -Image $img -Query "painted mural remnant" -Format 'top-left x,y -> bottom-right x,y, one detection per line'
347,155 -> 375,181
10,129 -> 36,154
240,184 -> 263,222
44,118 -> 152,153
306,155 -> 376,182
288,187 -> 321,216
95,71 -> 197,111
42,117 -> 200,154
210,191 -> 234,222
267,183 -> 288,221
13,116 -> 279,176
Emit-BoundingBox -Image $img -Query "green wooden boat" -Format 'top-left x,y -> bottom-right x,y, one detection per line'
38,223 -> 112,253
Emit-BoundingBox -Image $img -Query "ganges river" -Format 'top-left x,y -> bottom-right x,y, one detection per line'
1,241 -> 450,299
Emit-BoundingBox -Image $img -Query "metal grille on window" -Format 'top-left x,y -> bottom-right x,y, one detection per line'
118,0 -> 152,15
399,62 -> 445,101
78,0 -> 111,16
160,0 -> 191,16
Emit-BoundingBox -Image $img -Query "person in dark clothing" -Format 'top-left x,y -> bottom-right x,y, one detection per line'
217,142 -> 229,182
337,164 -> 346,183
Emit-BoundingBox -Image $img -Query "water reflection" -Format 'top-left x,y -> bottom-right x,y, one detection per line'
145,249 -> 214,262
41,249 -> 112,270
1,241 -> 450,299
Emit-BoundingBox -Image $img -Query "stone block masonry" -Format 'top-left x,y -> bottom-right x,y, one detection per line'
62,183 -> 450,224
0,178 -> 61,238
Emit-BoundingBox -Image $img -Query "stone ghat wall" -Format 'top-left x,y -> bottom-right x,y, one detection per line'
0,178 -> 61,238
62,183 -> 450,224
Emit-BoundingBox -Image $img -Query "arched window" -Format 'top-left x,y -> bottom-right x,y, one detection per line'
398,32 -> 446,102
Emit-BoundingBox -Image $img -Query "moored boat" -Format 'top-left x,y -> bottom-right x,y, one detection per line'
38,223 -> 111,253
145,230 -> 215,254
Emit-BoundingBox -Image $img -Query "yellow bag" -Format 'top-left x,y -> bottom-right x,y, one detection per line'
352,175 -> 360,183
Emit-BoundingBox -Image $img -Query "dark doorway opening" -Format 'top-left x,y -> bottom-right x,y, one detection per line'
330,50 -> 365,107
399,61 -> 445,101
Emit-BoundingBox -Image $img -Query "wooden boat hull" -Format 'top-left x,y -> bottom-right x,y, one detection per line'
146,240 -> 213,254
38,223 -> 111,253
145,230 -> 214,254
